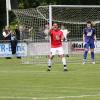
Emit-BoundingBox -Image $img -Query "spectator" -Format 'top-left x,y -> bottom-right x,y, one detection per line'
2,26 -> 11,41
2,26 -> 17,57
15,25 -> 20,40
60,24 -> 70,57
43,24 -> 49,41
10,29 -> 17,56
19,25 -> 25,40
15,25 -> 21,58
60,24 -> 70,41
19,25 -> 33,41
2,26 -> 11,59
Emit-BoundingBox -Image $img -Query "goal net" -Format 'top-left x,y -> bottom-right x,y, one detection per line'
12,5 -> 100,64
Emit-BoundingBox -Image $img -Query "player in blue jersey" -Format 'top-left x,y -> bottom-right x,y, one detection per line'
83,21 -> 96,64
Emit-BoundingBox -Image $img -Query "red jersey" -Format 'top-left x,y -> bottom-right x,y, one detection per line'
50,29 -> 64,48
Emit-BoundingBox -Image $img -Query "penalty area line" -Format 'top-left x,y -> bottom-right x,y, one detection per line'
0,70 -> 60,73
0,94 -> 100,100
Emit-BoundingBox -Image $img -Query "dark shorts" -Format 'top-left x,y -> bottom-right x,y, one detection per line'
84,42 -> 95,49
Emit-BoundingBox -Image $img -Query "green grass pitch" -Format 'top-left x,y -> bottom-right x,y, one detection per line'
0,55 -> 100,100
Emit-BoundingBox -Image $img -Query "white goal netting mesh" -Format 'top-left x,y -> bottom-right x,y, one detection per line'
12,5 -> 100,64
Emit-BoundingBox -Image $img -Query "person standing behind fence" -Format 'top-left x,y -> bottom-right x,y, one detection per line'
2,26 -> 11,41
18,25 -> 33,41
60,24 -> 70,41
2,26 -> 17,56
15,25 -> 20,41
60,24 -> 70,57
10,30 -> 17,55
2,26 -> 11,59
15,25 -> 21,58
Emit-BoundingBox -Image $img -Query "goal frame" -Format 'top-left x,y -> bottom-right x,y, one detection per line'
12,5 -> 100,64
49,5 -> 100,28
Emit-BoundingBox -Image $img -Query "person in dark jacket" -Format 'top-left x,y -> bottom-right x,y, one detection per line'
10,30 -> 17,55
15,25 -> 20,40
2,26 -> 11,59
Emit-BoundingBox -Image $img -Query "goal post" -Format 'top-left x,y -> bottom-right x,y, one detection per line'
49,5 -> 52,29
12,5 -> 100,64
48,4 -> 100,56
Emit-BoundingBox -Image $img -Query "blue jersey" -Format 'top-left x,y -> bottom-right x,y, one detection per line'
83,28 -> 96,43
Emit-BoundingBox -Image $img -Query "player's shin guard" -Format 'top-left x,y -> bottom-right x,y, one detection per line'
62,57 -> 67,69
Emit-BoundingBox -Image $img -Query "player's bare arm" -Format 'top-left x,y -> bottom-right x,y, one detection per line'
94,34 -> 96,41
48,29 -> 52,35
83,34 -> 85,42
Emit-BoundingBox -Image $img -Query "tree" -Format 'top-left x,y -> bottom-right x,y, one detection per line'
80,0 -> 99,5
0,0 -> 6,39
1,0 -> 100,40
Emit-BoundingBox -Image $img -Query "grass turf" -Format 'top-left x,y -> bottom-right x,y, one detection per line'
0,57 -> 100,100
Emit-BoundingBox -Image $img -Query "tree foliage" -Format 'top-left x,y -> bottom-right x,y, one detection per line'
0,0 -> 100,37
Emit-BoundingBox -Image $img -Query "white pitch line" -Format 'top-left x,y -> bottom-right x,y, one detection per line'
55,86 -> 100,90
0,87 -> 100,91
0,70 -> 60,73
0,96 -> 32,99
0,71 -> 42,73
0,94 -> 100,100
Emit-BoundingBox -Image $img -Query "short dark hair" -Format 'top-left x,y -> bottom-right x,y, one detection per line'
53,23 -> 58,25
87,21 -> 91,24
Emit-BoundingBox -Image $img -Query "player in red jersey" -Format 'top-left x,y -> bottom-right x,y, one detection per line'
47,23 -> 68,71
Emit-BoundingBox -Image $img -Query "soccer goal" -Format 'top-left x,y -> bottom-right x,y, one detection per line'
12,5 -> 100,64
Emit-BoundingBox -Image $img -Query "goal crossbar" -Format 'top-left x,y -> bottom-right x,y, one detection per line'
50,5 -> 100,8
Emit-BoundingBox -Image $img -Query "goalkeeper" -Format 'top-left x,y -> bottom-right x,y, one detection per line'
83,21 -> 96,64
47,23 -> 68,71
